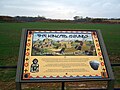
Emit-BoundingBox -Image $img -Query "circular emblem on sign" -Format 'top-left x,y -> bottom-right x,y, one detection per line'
24,63 -> 28,67
26,52 -> 30,56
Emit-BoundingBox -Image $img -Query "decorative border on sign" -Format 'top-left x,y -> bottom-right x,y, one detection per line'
23,31 -> 33,79
28,75 -> 102,79
92,32 -> 108,78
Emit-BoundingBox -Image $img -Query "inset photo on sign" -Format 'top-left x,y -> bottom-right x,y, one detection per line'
31,32 -> 97,56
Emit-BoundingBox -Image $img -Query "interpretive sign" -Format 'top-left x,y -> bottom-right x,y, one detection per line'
16,29 -> 114,83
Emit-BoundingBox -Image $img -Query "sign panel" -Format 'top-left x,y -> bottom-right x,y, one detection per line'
21,30 -> 109,80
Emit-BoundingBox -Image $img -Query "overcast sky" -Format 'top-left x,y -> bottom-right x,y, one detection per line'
0,0 -> 120,19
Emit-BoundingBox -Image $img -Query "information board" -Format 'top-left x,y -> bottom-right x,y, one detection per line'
16,29 -> 114,82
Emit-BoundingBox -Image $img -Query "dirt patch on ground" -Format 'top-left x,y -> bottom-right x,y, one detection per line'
109,55 -> 120,63
0,81 -> 16,90
21,81 -> 108,90
0,81 -> 114,90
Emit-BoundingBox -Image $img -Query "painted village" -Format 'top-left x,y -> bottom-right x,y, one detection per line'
32,38 -> 96,56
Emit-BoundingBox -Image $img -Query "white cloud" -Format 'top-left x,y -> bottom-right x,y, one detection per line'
0,0 -> 120,19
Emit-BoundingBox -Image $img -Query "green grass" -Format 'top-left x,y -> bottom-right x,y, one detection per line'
0,22 -> 120,65
113,67 -> 120,87
0,22 -> 120,89
0,69 -> 16,81
0,22 -> 120,83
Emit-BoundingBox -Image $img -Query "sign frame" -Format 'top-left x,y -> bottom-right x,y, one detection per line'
16,29 -> 114,83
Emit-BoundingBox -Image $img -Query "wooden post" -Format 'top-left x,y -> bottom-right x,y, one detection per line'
62,82 -> 65,90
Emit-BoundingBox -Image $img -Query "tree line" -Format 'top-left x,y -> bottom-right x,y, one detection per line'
73,16 -> 120,23
0,15 -> 120,24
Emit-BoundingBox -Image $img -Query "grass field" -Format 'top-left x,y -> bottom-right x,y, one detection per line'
0,22 -> 120,65
0,22 -> 120,89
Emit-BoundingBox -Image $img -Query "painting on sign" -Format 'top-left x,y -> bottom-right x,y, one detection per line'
32,32 -> 97,56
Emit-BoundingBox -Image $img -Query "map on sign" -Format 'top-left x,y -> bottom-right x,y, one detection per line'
22,30 -> 108,80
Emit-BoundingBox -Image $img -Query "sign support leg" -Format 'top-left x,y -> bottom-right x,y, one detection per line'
62,82 -> 65,90
16,82 -> 21,90
107,80 -> 114,90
